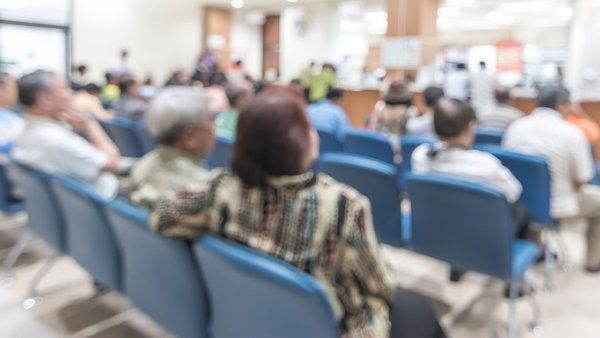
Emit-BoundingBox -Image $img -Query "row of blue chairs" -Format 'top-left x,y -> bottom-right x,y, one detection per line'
2,163 -> 339,338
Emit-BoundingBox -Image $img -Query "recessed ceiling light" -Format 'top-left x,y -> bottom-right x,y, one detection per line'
486,10 -> 514,25
287,0 -> 299,3
231,0 -> 244,9
554,6 -> 573,21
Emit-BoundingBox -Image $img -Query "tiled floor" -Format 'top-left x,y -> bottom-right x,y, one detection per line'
1,213 -> 599,338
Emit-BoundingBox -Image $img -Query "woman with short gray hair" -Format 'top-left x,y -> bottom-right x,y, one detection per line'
127,86 -> 216,209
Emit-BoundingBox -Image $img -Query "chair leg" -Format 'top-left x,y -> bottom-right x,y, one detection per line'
508,281 -> 519,338
22,253 -> 59,310
525,272 -> 544,336
553,231 -> 572,272
0,230 -> 33,286
543,230 -> 555,293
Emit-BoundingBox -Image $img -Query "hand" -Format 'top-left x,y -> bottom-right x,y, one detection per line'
59,110 -> 93,133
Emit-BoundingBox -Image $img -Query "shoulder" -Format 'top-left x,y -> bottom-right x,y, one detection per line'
314,173 -> 371,209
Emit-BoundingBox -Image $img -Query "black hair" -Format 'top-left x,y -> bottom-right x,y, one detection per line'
424,86 -> 444,108
434,98 -> 477,139
326,87 -> 343,101
495,86 -> 511,104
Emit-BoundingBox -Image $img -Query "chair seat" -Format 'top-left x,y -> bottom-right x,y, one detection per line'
512,240 -> 542,279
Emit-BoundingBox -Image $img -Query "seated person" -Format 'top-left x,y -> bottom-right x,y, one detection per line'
12,70 -> 121,199
368,80 -> 415,136
215,82 -> 252,139
127,87 -> 215,209
308,63 -> 337,103
405,86 -> 444,139
412,98 -> 522,204
150,89 -> 445,338
504,86 -> 600,273
72,83 -> 115,121
307,87 -> 350,139
114,78 -> 148,122
100,72 -> 121,107
0,72 -> 24,150
478,86 -> 523,130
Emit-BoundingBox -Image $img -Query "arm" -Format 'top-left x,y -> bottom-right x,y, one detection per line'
572,131 -> 595,187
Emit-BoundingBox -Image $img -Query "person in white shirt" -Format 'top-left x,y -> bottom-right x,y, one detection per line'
503,86 -> 600,273
413,98 -> 522,203
470,61 -> 496,115
12,70 -> 122,199
443,63 -> 470,102
405,86 -> 444,139
478,86 -> 524,130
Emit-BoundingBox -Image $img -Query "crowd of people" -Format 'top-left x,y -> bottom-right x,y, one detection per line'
1,50 -> 600,338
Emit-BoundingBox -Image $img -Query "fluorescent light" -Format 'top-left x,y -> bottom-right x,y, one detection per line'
486,10 -> 514,25
438,7 -> 461,17
287,0 -> 299,2
554,6 -> 573,21
500,1 -> 555,12
231,0 -> 244,9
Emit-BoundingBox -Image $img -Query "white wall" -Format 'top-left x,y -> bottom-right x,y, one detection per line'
72,0 -> 202,84
230,11 -> 263,80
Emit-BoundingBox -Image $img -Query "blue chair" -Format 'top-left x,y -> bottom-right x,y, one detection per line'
49,175 -> 122,291
344,129 -> 396,165
194,236 -> 339,338
2,164 -> 66,306
399,136 -> 435,190
0,162 -> 23,214
406,174 -> 542,337
99,118 -> 146,158
207,136 -> 234,169
319,153 -> 405,246
105,199 -> 209,338
316,128 -> 344,155
137,123 -> 156,154
474,127 -> 504,146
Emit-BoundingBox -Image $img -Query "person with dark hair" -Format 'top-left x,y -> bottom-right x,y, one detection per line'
413,98 -> 522,202
444,62 -> 470,101
12,70 -> 121,199
101,72 -> 121,107
113,49 -> 132,77
127,87 -> 214,209
114,77 -> 148,122
478,86 -> 523,130
71,64 -> 89,90
368,80 -> 415,136
215,82 -> 253,139
72,83 -> 114,120
406,86 -> 444,138
504,86 -> 600,273
471,60 -> 496,115
307,86 -> 350,139
308,63 -> 337,103
150,89 -> 445,338
0,72 -> 24,149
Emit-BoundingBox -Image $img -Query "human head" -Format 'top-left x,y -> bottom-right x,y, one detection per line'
225,83 -> 252,111
77,65 -> 88,75
385,80 -> 412,106
434,98 -> 477,147
146,86 -> 215,157
119,78 -> 140,97
537,85 -> 571,117
0,72 -> 18,108
105,72 -> 119,85
18,70 -> 72,118
120,49 -> 129,60
495,86 -> 511,105
479,61 -> 486,70
231,88 -> 319,187
423,86 -> 444,109
83,83 -> 101,96
322,63 -> 336,73
457,63 -> 467,70
326,87 -> 343,103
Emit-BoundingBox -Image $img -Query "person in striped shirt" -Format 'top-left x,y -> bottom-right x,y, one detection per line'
478,86 -> 524,130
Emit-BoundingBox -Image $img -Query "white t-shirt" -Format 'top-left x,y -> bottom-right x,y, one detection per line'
503,107 -> 594,218
412,143 -> 522,203
12,115 -> 118,199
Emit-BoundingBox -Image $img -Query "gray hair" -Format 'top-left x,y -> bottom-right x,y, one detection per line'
146,86 -> 211,144
17,70 -> 56,107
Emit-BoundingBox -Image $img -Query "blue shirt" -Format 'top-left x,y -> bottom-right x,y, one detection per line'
0,108 -> 24,151
307,100 -> 350,139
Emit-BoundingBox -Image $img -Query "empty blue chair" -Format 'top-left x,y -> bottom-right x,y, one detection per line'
320,153 -> 405,246
99,118 -> 146,158
105,199 -> 209,338
50,175 -> 121,291
344,129 -> 396,165
316,128 -> 344,155
407,174 -> 541,337
194,236 -> 338,338
0,162 -> 23,214
207,136 -> 234,169
474,127 -> 504,146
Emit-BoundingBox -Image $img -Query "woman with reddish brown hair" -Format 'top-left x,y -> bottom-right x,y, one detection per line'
150,88 -> 444,338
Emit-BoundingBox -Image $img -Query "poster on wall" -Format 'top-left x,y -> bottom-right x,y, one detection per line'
496,39 -> 523,73
381,37 -> 422,69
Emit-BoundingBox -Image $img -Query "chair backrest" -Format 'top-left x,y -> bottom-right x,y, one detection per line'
194,236 -> 339,338
320,153 -> 404,247
344,129 -> 395,165
49,175 -> 122,291
105,198 -> 209,338
0,162 -> 22,214
476,144 -> 552,225
407,173 -> 514,280
474,127 -> 504,146
12,163 -> 66,251
99,118 -> 145,158
400,135 -> 435,174
316,128 -> 344,155
137,123 -> 156,154
207,136 -> 233,169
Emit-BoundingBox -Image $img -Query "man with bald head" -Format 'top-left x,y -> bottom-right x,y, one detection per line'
12,70 -> 121,199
